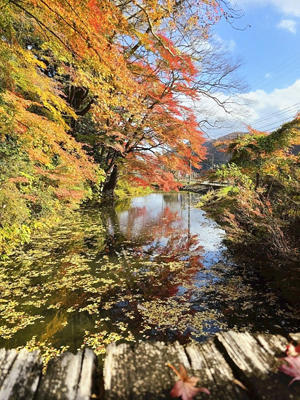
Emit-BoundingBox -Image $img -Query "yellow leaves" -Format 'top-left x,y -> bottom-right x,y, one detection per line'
186,15 -> 199,30
2,88 -> 98,185
0,41 -> 74,126
22,336 -> 69,372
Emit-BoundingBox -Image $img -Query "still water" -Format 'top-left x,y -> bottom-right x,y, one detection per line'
0,192 -> 298,357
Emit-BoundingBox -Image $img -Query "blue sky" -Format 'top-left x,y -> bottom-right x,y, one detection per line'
201,0 -> 300,138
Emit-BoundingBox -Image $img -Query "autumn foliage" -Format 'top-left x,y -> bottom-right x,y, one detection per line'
199,119 -> 300,303
0,0 -> 238,254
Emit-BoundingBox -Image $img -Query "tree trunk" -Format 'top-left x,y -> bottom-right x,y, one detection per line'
102,164 -> 118,200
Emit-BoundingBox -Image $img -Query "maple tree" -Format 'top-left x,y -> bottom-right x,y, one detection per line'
0,0 -> 241,254
70,0 -> 242,197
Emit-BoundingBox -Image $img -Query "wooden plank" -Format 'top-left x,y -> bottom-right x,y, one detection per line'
35,351 -> 83,400
104,343 -> 135,400
0,349 -> 18,388
185,340 -> 249,400
75,348 -> 97,400
216,331 -> 300,400
104,341 -> 194,399
130,341 -> 187,400
0,349 -> 42,400
104,340 -> 249,400
255,333 -> 287,356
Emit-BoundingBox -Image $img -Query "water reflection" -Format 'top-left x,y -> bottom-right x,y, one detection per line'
0,193 -> 298,361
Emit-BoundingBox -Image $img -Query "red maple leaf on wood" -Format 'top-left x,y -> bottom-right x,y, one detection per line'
279,342 -> 300,386
168,363 -> 210,400
286,343 -> 300,357
279,356 -> 300,386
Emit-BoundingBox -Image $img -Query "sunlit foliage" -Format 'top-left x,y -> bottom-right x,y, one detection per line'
200,119 -> 300,290
0,0 -> 241,253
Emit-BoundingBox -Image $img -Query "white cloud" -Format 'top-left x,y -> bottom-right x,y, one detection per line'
277,19 -> 297,33
213,34 -> 236,52
194,79 -> 300,138
231,0 -> 300,18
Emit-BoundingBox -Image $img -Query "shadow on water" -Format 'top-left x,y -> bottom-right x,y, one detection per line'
0,192 -> 299,357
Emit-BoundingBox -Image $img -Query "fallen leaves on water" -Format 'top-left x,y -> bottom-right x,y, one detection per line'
167,363 -> 210,400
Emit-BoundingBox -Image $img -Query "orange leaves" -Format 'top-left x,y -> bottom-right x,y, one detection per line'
8,177 -> 30,184
3,90 -> 98,205
55,188 -> 86,202
2,0 -> 230,199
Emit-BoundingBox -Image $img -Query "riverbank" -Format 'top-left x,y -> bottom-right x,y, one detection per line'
196,185 -> 300,308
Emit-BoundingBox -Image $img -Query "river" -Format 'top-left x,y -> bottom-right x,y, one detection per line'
0,192 -> 298,358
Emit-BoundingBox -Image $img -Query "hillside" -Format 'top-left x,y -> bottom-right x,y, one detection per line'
202,130 -> 300,170
201,131 -> 247,170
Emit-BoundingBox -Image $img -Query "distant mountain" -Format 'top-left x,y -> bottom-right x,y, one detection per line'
201,132 -> 247,170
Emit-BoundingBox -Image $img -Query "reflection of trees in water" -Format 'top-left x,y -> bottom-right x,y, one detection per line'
162,192 -> 181,204
103,199 -> 205,268
0,197 -> 206,353
2,196 -> 298,356
117,201 -> 204,277
123,202 -> 204,270
97,203 -> 205,324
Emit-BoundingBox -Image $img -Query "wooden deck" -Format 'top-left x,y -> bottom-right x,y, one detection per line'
0,331 -> 300,399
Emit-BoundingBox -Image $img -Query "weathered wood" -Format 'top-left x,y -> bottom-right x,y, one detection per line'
104,332 -> 300,400
75,348 -> 97,400
104,341 -> 194,399
0,332 -> 299,400
35,351 -> 83,400
0,349 -> 41,400
0,349 -> 18,388
185,340 -> 249,399
216,331 -> 300,400
289,332 -> 300,342
0,348 -> 96,400
131,342 -> 175,399
255,333 -> 287,356
104,339 -> 250,400
104,343 -> 135,399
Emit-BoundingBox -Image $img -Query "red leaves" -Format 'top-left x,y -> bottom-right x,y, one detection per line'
168,364 -> 210,400
279,356 -> 300,386
279,342 -> 300,385
286,343 -> 300,357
